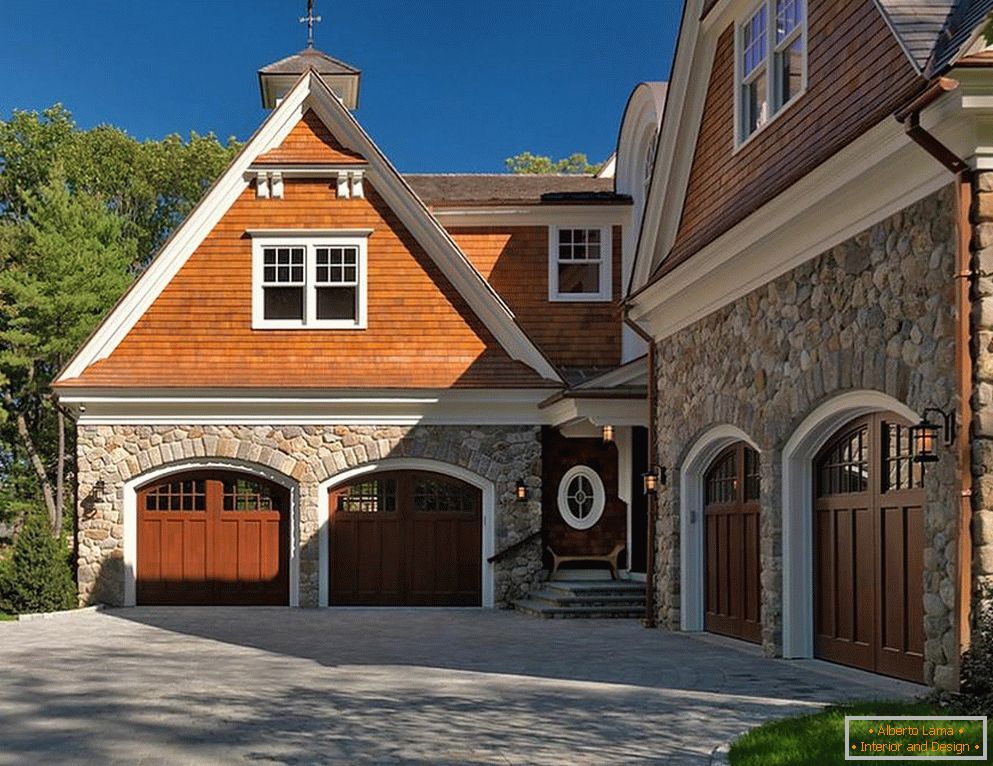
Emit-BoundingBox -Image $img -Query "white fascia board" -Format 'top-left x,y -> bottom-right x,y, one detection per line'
630,2 -> 709,292
629,112 -> 953,340
61,388 -> 557,426
248,163 -> 370,178
431,206 -> 630,228
572,355 -> 648,390
58,73 -> 314,383
303,73 -> 562,383
542,397 -> 649,429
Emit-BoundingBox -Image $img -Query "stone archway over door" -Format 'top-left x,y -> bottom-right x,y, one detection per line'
703,442 -> 762,643
136,470 -> 290,605
813,412 -> 924,682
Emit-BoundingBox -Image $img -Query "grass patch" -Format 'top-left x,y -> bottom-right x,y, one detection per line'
729,700 -> 990,766
0,612 -> 16,621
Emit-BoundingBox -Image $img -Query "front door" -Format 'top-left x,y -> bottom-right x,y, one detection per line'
329,470 -> 482,606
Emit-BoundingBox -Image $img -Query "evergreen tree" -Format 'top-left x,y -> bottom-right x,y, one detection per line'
0,509 -> 74,614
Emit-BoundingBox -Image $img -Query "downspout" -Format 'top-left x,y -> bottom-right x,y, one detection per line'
624,315 -> 658,628
896,76 -> 973,664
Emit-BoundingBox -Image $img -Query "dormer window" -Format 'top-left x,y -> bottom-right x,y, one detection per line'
737,0 -> 806,145
548,226 -> 612,302
251,233 -> 369,329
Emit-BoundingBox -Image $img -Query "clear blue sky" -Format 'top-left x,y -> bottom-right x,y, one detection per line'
0,1 -> 678,173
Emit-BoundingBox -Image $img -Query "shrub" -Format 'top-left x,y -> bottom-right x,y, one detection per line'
0,510 -> 75,615
958,585 -> 993,715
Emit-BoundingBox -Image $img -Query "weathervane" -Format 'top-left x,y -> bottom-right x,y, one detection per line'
300,0 -> 322,48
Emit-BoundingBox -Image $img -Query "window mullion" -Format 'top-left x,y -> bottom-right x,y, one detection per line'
304,244 -> 314,326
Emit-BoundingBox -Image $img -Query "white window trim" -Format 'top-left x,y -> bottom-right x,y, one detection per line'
547,225 -> 612,302
557,465 -> 606,530
733,0 -> 808,152
251,233 -> 369,330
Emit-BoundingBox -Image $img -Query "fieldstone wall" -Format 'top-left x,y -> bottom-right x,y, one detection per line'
75,424 -> 543,608
653,186 -> 960,687
969,172 -> 993,612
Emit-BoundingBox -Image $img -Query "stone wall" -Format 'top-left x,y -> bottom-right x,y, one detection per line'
653,186 -> 960,686
969,172 -> 993,613
75,424 -> 543,608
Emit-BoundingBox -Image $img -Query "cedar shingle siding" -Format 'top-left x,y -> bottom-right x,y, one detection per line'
667,0 -> 924,273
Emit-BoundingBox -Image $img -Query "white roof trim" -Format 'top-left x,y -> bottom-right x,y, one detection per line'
58,71 -> 561,385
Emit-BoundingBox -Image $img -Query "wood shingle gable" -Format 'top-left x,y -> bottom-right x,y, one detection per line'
56,70 -> 562,390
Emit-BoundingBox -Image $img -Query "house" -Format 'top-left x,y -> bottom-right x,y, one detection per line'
626,0 -> 993,688
54,46 -> 667,612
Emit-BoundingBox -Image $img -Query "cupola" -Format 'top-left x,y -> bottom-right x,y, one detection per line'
257,2 -> 361,110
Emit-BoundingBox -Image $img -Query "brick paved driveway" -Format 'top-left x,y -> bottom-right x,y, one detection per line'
0,608 -> 922,765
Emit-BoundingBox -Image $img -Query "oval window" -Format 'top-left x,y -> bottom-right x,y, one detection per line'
557,465 -> 606,530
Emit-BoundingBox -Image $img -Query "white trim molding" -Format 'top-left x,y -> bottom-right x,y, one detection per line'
548,225 -> 613,303
317,458 -> 497,608
121,458 -> 301,608
780,390 -> 917,658
679,424 -> 760,632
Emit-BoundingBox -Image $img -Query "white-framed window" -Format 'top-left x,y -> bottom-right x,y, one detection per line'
548,226 -> 612,302
251,234 -> 369,329
557,465 -> 606,531
736,0 -> 806,146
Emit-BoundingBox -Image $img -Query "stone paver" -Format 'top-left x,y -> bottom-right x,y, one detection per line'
0,608 -> 923,765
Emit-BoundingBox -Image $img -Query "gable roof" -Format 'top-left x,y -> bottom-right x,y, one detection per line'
258,48 -> 360,76
56,70 -> 562,387
875,0 -> 993,74
404,174 -> 627,207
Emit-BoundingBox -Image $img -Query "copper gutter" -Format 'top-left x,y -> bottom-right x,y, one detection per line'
895,77 -> 973,664
624,316 -> 658,628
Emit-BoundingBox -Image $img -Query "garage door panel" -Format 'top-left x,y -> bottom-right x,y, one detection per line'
813,414 -> 924,682
330,471 -> 481,606
137,473 -> 289,605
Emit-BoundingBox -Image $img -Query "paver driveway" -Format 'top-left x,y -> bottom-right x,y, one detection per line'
0,608 -> 921,765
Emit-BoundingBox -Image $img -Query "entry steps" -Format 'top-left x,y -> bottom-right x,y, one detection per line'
513,578 -> 646,619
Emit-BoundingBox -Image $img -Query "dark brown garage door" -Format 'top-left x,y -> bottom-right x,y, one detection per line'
137,472 -> 289,605
704,442 -> 762,643
814,413 -> 924,682
330,471 -> 481,606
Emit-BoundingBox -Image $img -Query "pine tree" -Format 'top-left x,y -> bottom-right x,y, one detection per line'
0,509 -> 74,614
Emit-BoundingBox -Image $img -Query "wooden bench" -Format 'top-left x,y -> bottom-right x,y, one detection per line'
547,543 -> 626,580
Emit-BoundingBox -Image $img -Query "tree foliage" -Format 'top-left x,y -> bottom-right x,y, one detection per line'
0,508 -> 75,614
0,104 -> 240,539
504,151 -> 603,175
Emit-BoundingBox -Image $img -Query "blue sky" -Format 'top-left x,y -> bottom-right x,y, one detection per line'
0,1 -> 678,173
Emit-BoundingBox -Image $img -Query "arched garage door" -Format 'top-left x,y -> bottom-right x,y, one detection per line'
137,471 -> 290,605
814,413 -> 924,682
330,471 -> 482,606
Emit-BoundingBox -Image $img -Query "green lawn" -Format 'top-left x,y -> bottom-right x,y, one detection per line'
0,612 -> 16,621
729,701 -> 990,766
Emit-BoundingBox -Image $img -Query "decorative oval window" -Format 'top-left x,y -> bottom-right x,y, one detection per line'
557,465 -> 606,530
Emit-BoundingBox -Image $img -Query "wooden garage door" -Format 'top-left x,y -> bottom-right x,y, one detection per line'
814,413 -> 924,682
704,443 -> 762,643
137,472 -> 289,605
330,471 -> 481,606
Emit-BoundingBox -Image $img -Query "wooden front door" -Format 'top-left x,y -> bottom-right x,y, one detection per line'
330,471 -> 481,606
137,472 -> 289,605
704,443 -> 762,643
814,413 -> 924,682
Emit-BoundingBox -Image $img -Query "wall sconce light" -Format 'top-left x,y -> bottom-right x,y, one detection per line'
601,424 -> 615,444
911,407 -> 956,464
92,480 -> 106,498
515,480 -> 529,502
642,464 -> 667,496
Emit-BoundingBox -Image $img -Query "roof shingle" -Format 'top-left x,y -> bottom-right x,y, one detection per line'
404,174 -> 630,207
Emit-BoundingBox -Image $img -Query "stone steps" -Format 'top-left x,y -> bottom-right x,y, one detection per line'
513,579 -> 646,619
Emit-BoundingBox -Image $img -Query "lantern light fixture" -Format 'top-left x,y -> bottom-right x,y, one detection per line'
92,479 -> 107,497
911,407 -> 956,465
642,464 -> 667,496
601,424 -> 615,444
515,479 -> 529,502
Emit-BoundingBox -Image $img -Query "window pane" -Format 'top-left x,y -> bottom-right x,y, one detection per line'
559,244 -> 572,260
742,6 -> 767,76
264,286 -> 304,320
777,35 -> 804,106
316,286 -> 356,321
743,70 -> 768,138
558,263 -> 600,294
776,0 -> 802,42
